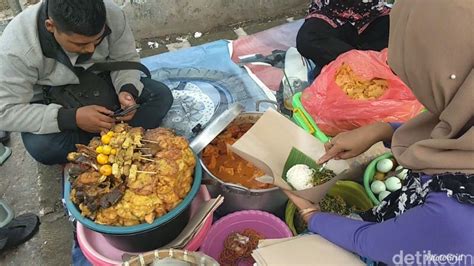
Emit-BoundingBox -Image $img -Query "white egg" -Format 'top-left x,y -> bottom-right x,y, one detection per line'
378,191 -> 391,202
376,159 -> 394,173
397,169 -> 408,180
385,177 -> 402,192
370,180 -> 386,194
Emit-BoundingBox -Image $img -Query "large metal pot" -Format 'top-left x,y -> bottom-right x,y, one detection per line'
199,112 -> 288,216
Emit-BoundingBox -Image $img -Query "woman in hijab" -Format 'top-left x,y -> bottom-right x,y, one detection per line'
287,0 -> 474,264
296,0 -> 391,69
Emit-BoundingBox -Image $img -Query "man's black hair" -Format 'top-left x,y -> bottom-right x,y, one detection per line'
48,0 -> 106,36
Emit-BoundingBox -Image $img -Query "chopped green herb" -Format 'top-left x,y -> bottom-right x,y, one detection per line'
312,168 -> 336,186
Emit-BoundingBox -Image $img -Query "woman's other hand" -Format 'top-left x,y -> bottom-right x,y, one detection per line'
283,190 -> 320,223
318,122 -> 394,164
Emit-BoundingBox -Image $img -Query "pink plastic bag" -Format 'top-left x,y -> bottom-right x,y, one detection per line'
301,49 -> 424,136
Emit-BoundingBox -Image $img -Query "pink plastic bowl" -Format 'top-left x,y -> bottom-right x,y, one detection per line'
200,210 -> 293,265
77,185 -> 213,266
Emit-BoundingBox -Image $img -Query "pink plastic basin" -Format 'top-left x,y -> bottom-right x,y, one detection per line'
77,185 -> 213,266
200,210 -> 293,265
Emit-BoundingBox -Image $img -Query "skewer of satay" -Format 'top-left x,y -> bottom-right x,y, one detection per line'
140,157 -> 156,162
136,171 -> 158,174
141,139 -> 159,144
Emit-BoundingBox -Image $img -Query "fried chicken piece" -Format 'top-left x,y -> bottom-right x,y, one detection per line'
75,171 -> 101,185
155,149 -> 182,160
144,128 -> 174,141
111,190 -> 162,224
160,136 -> 189,150
127,172 -> 155,196
129,127 -> 144,136
182,148 -> 196,167
142,129 -> 171,153
95,208 -> 119,225
156,159 -> 179,176
144,213 -> 155,224
159,192 -> 181,210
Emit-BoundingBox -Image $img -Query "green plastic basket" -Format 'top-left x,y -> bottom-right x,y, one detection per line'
285,180 -> 374,235
363,152 -> 393,205
291,92 -> 330,143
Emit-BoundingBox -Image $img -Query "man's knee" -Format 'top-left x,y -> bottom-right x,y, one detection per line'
141,78 -> 173,111
130,78 -> 174,129
21,133 -> 69,165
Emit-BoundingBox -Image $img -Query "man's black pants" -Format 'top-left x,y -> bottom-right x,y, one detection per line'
296,15 -> 390,67
22,77 -> 173,165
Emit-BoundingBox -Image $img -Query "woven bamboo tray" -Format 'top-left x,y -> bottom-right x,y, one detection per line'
122,249 -> 219,266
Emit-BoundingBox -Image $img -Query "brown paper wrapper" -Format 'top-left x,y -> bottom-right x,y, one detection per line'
231,109 -> 388,203
252,235 -> 364,265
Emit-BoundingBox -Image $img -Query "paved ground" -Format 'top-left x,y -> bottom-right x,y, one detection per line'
0,10 -> 303,265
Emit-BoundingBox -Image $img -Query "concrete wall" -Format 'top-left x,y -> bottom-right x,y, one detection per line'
117,0 -> 308,39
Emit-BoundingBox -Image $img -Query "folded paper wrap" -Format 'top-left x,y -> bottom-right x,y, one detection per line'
231,109 -> 387,203
252,234 -> 364,265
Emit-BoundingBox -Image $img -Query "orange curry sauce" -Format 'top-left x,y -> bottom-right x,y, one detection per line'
202,123 -> 273,189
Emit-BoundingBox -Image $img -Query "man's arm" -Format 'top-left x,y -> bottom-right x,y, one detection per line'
106,3 -> 143,99
0,53 -> 64,134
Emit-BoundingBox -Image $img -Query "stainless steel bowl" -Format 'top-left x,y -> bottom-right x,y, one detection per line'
199,112 -> 288,215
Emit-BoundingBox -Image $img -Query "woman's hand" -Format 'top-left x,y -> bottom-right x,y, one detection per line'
283,190 -> 320,223
318,122 -> 394,164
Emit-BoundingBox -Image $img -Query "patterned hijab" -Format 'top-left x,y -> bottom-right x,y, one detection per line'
388,0 -> 474,175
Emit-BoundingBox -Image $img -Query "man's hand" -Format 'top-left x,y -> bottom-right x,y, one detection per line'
318,122 -> 394,164
76,105 -> 115,133
117,92 -> 137,121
